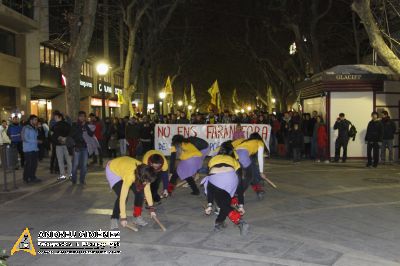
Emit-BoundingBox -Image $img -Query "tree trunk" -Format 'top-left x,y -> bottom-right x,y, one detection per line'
142,65 -> 150,114
352,11 -> 360,64
123,28 -> 136,117
62,0 -> 97,121
352,0 -> 400,74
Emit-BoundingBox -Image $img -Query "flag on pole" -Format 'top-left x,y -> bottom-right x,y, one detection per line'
208,80 -> 222,112
117,90 -> 125,105
165,76 -> 173,95
190,84 -> 196,105
183,88 -> 189,107
232,88 -> 240,108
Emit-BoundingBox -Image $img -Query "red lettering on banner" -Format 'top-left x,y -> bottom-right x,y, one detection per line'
157,126 -> 171,138
177,126 -> 184,136
206,125 -> 214,139
262,126 -> 268,139
246,125 -> 253,137
190,126 -> 198,137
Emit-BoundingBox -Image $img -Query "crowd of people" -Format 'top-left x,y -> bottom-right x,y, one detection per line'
0,107 -> 397,234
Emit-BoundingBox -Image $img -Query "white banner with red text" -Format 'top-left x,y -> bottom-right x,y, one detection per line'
154,124 -> 271,156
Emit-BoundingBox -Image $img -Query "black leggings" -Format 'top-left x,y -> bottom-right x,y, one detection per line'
111,180 -> 144,219
208,183 -> 233,224
170,172 -> 199,193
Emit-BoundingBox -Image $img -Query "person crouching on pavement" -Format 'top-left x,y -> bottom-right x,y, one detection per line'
233,132 -> 266,201
142,150 -> 169,203
105,156 -> 157,229
201,141 -> 249,235
168,135 -> 204,195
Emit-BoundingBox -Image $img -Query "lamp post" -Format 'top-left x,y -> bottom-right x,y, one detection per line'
159,91 -> 166,115
177,100 -> 183,107
96,62 -> 109,119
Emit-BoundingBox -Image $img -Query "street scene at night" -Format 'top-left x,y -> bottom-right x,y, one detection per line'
1,0 -> 400,265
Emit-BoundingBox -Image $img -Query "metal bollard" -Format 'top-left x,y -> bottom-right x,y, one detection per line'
1,144 -> 18,192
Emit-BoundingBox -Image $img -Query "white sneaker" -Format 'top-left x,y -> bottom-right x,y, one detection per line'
205,203 -> 213,215
133,216 -> 148,226
58,175 -> 66,180
110,218 -> 119,230
315,159 -> 321,163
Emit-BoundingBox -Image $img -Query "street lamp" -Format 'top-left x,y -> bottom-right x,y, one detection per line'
271,98 -> 276,104
247,106 -> 252,111
188,105 -> 193,111
177,100 -> 183,107
240,109 -> 245,113
96,61 -> 109,119
159,91 -> 166,115
159,91 -> 166,99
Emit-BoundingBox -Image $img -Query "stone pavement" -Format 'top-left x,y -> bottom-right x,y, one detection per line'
1,159 -> 400,265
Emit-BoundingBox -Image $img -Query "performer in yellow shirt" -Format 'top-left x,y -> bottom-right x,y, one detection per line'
142,150 -> 169,203
201,141 -> 249,235
234,132 -> 267,203
105,156 -> 157,229
168,135 -> 208,195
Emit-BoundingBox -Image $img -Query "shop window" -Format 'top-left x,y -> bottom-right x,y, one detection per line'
59,52 -> 64,68
40,45 -> 45,63
50,49 -> 55,66
55,51 -> 60,68
45,47 -> 50,65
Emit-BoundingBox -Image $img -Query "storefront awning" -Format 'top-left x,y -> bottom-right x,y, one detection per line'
296,64 -> 400,98
31,85 -> 64,100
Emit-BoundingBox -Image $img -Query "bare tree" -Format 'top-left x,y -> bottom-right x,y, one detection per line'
120,0 -> 152,116
61,0 -> 98,121
352,0 -> 400,74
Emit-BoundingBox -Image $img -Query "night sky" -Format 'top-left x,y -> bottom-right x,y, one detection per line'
48,0 -> 378,108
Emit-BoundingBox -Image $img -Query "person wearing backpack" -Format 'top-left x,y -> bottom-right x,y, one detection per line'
380,110 -> 396,164
333,113 -> 352,163
365,111 -> 383,168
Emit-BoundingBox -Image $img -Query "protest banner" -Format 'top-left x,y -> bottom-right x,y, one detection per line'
154,124 -> 271,156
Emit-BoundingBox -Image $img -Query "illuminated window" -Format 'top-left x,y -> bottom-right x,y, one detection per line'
59,52 -> 64,67
55,51 -> 60,67
50,49 -> 55,66
45,47 -> 50,64
40,45 -> 45,63
289,42 -> 297,55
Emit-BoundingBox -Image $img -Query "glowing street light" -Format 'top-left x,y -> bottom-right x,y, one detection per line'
247,106 -> 252,111
271,98 -> 276,104
188,105 -> 193,110
234,109 -> 239,114
96,61 -> 109,119
159,91 -> 166,99
177,100 -> 183,107
240,109 -> 245,113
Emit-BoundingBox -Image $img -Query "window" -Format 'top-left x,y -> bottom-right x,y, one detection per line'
59,52 -> 64,67
0,28 -> 16,56
45,47 -> 50,65
50,49 -> 55,66
55,51 -> 60,67
40,45 -> 45,63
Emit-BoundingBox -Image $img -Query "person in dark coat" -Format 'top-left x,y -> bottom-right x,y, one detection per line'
380,110 -> 396,164
365,111 -> 383,168
289,123 -> 304,163
69,111 -> 94,185
333,113 -> 351,162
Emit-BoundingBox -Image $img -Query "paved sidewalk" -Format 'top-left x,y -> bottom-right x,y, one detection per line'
0,159 -> 400,265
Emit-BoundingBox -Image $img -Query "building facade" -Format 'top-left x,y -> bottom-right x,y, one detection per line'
0,0 -> 48,121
